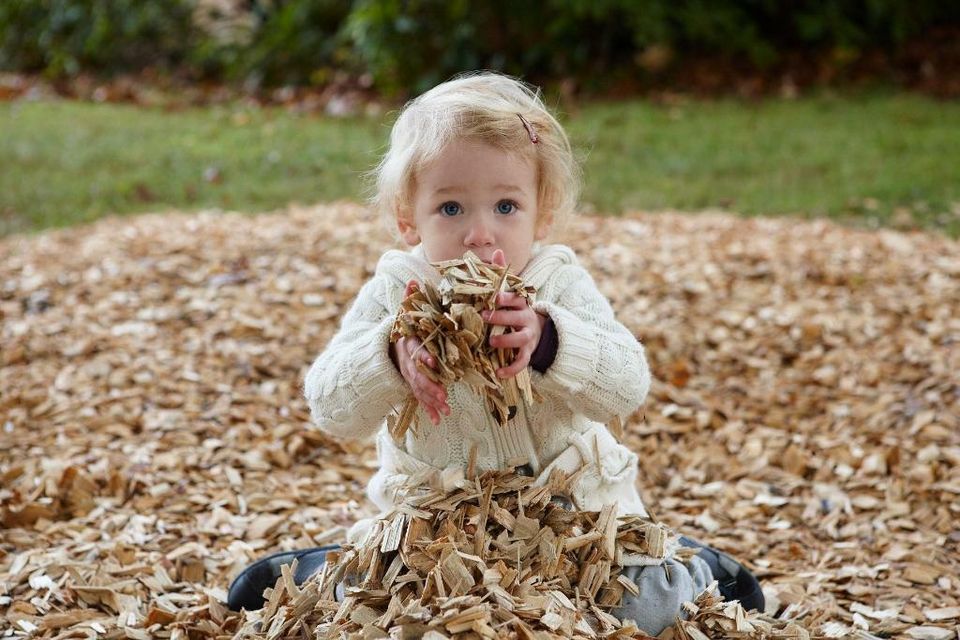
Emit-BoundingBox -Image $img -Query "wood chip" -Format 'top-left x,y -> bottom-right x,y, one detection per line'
2,204 -> 958,638
226,467 -> 823,639
906,627 -> 958,640
389,251 -> 538,437
925,606 -> 960,622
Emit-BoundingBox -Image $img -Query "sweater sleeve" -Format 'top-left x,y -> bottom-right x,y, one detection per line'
303,273 -> 408,441
530,263 -> 651,423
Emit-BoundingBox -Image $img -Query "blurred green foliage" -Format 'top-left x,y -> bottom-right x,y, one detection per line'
192,0 -> 353,86
1,0 -> 958,92
0,0 -> 193,77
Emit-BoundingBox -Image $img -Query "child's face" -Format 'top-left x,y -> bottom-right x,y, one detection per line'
398,138 -> 548,273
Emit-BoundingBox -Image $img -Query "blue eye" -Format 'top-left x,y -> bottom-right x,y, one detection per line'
496,201 -> 516,215
440,202 -> 461,216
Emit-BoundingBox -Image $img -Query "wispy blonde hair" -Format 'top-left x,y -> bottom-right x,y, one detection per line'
371,71 -> 580,236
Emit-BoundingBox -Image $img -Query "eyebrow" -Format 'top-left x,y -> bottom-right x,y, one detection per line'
433,184 -> 529,195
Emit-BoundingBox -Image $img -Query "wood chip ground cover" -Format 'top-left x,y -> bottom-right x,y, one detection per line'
1,204 -> 958,639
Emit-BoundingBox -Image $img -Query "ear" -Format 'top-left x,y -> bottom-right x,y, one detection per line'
397,215 -> 421,246
534,213 -> 553,241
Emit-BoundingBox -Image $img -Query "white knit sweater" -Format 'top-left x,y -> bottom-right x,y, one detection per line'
304,244 -> 656,559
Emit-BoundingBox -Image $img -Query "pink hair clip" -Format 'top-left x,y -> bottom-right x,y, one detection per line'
517,113 -> 539,144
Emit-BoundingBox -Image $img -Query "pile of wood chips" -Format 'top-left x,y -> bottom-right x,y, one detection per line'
389,251 -> 537,436
2,203 -> 959,640
231,467 -> 812,640
669,590 -> 811,640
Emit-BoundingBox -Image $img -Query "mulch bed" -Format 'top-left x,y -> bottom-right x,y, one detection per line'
1,204 -> 958,638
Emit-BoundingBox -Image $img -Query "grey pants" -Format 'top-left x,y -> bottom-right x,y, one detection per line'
612,555 -> 713,635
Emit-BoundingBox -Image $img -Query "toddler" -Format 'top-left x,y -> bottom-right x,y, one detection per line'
227,72 -> 763,633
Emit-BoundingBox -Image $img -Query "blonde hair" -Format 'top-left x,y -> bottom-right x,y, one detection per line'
371,71 -> 580,236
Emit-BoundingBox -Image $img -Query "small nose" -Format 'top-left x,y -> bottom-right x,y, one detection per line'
465,219 -> 494,247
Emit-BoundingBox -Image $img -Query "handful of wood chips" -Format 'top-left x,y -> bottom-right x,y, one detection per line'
241,468 -> 811,639
388,251 -> 539,439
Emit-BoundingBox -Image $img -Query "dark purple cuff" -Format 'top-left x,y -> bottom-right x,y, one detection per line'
530,317 -> 558,373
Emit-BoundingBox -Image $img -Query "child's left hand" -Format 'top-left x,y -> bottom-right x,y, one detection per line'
483,250 -> 548,379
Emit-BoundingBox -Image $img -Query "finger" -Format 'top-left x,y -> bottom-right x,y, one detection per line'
489,330 -> 531,350
413,383 -> 440,413
415,347 -> 437,369
405,280 -> 419,297
423,382 -> 447,407
483,309 -> 530,328
491,249 -> 506,267
414,360 -> 442,390
498,351 -> 531,378
419,400 -> 441,426
403,339 -> 436,369
414,369 -> 447,403
494,292 -> 529,309
415,384 -> 449,421
400,336 -> 421,355
433,397 -> 451,416
399,348 -> 441,399
405,339 -> 435,368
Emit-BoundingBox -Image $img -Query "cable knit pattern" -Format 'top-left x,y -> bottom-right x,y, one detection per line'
304,243 -> 655,560
303,250 -> 439,440
530,263 -> 651,423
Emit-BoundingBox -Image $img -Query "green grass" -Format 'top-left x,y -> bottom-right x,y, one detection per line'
2,93 -> 959,237
0,102 -> 386,235
569,94 -> 960,235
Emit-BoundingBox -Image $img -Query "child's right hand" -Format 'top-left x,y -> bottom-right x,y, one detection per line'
392,280 -> 451,426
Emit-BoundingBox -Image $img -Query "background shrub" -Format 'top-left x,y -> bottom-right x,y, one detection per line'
0,0 -> 194,77
1,0 -> 958,93
190,0 -> 353,86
